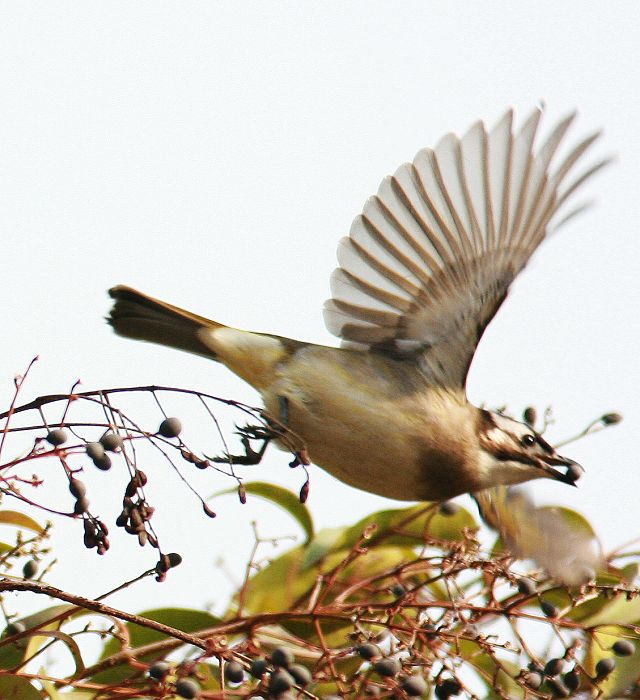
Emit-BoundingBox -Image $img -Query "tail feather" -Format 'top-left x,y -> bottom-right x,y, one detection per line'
108,285 -> 222,360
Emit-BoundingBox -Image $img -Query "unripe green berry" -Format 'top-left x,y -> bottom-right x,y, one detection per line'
22,560 -> 38,579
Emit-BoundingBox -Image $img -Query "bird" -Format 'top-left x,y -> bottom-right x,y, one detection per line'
108,107 -> 607,505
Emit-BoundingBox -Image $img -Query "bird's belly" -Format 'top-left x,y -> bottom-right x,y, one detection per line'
261,358 -> 475,502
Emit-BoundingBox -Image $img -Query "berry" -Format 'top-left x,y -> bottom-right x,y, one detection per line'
167,552 -> 182,568
22,560 -> 38,579
517,577 -> 536,595
612,638 -> 635,656
523,670 -> 542,689
601,412 -> 623,425
546,677 -> 570,697
435,677 -> 462,698
202,503 -> 217,518
544,657 -> 566,677
175,678 -> 200,698
595,657 -> 616,678
401,674 -> 427,696
68,479 -> 86,498
541,600 -> 558,618
391,582 -> 406,596
46,429 -> 68,446
288,663 -> 311,687
73,496 -> 90,514
224,661 -> 244,684
158,417 -> 182,438
523,406 -> 537,426
92,453 -> 112,471
563,669 -> 580,692
86,442 -> 105,460
565,462 -> 584,483
268,669 -> 294,694
271,646 -> 294,668
439,501 -> 459,516
373,658 -> 400,677
356,642 -> 380,660
100,432 -> 123,452
148,661 -> 170,679
249,657 -> 267,678
465,623 -> 479,638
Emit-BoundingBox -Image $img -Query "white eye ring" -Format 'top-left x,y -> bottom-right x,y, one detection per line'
521,434 -> 536,447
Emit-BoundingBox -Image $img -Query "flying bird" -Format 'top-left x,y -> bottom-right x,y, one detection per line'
108,107 -> 607,505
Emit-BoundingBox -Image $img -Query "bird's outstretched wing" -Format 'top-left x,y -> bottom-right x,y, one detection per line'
323,108 -> 608,387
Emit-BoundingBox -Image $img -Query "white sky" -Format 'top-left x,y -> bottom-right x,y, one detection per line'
1,2 -> 639,622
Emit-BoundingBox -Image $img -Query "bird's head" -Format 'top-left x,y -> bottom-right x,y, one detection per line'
476,410 -> 583,488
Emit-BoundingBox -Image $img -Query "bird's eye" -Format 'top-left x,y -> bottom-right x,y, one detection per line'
521,434 -> 536,447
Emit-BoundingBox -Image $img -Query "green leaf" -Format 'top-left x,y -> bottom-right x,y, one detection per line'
241,545 -> 312,614
91,607 -> 221,685
536,505 -> 598,539
0,510 -> 45,534
39,676 -> 61,700
0,674 -> 42,699
579,594 -> 640,628
331,502 -> 476,552
585,626 -> 640,697
459,639 -> 523,698
301,527 -> 347,570
0,605 -> 74,670
213,481 -> 314,543
17,604 -> 75,631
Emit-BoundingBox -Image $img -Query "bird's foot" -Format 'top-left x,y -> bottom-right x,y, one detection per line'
212,423 -> 276,465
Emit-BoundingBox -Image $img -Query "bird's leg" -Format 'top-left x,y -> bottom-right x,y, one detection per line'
277,394 -> 289,426
276,395 -> 311,467
212,423 -> 276,466
212,395 -> 310,467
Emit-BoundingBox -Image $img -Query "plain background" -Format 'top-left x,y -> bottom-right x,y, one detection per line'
0,2 -> 638,631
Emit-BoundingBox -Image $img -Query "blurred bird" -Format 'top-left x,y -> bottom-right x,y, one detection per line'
108,108 -> 607,511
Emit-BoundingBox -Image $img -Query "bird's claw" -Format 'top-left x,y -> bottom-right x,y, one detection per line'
211,423 -> 275,465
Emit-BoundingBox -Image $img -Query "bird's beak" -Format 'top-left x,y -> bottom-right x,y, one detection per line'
538,454 -> 584,485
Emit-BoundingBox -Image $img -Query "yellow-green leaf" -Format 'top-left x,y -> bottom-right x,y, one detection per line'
0,674 -> 42,699
92,607 -> 220,685
0,510 -> 45,534
213,481 -> 314,543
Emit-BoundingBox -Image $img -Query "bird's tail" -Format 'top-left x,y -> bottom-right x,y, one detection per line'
108,285 -> 224,361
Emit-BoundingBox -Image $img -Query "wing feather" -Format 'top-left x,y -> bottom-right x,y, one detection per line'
325,108 -> 606,385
